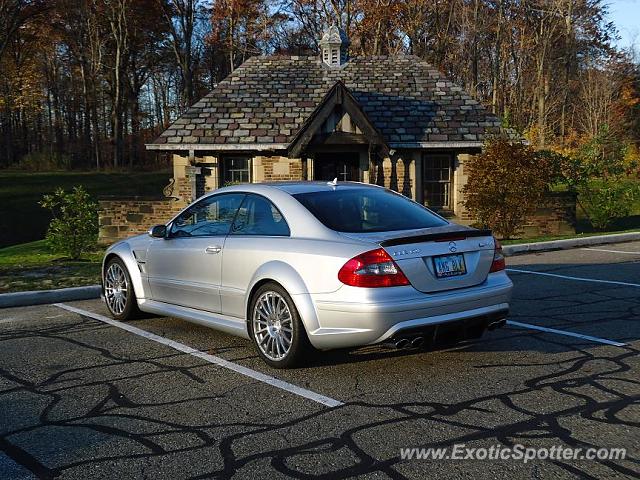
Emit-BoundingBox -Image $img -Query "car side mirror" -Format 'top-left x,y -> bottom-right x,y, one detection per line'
149,224 -> 167,238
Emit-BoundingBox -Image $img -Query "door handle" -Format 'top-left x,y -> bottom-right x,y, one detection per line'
205,246 -> 222,254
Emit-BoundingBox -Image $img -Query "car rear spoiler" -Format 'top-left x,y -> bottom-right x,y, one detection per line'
379,229 -> 493,247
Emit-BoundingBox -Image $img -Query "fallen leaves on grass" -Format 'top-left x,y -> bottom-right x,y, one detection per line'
0,262 -> 101,293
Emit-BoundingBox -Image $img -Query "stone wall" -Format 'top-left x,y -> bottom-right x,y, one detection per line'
453,153 -> 472,220
254,156 -> 303,182
98,197 -> 186,245
520,192 -> 577,237
452,191 -> 576,237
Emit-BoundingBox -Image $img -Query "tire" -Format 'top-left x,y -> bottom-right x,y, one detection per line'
248,282 -> 314,369
103,257 -> 141,321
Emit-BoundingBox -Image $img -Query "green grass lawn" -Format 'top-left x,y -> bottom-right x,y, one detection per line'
0,240 -> 103,293
501,228 -> 640,245
0,170 -> 170,247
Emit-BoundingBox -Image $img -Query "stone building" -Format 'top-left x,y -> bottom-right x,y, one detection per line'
98,26 -> 575,244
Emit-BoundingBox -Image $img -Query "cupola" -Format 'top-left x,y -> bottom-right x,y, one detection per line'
319,25 -> 349,67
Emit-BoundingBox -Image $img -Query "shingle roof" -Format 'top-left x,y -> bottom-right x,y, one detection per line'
148,55 -> 504,150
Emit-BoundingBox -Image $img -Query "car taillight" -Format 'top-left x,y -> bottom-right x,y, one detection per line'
338,248 -> 410,288
489,237 -> 506,272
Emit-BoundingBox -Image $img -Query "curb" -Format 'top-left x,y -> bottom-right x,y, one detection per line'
2,231 -> 639,307
0,285 -> 101,309
502,232 -> 640,256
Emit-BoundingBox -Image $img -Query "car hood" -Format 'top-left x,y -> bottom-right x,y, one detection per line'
106,233 -> 148,251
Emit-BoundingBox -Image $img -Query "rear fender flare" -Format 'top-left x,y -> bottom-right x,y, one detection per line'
245,261 -> 320,333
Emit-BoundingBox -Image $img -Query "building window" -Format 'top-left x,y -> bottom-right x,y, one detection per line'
222,157 -> 250,185
423,153 -> 453,209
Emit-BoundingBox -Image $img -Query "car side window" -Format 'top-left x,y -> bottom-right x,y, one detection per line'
231,194 -> 290,236
170,194 -> 245,238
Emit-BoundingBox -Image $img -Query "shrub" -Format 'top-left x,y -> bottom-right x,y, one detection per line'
536,149 -> 578,188
463,138 -> 552,239
543,127 -> 640,230
573,125 -> 627,178
578,178 -> 640,230
40,186 -> 98,260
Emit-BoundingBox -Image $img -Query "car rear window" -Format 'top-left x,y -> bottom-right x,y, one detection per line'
293,188 -> 448,233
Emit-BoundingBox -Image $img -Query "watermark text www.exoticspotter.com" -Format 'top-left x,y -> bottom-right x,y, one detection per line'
400,444 -> 627,463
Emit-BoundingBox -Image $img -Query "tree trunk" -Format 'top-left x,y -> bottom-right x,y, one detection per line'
80,61 -> 93,168
51,82 -> 64,155
108,0 -> 129,168
491,0 -> 503,114
560,0 -> 574,144
129,54 -> 141,169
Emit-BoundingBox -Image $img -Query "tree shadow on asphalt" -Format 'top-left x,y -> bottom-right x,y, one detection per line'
0,259 -> 638,479
0,313 -> 637,479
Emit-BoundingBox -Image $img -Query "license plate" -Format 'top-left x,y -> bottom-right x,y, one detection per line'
433,254 -> 467,278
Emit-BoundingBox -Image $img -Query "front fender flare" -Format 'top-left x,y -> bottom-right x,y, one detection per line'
103,242 -> 148,301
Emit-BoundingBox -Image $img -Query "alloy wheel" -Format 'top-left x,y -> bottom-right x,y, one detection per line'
252,291 -> 293,361
104,262 -> 128,316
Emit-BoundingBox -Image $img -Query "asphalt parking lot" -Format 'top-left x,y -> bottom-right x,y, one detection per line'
1,242 -> 639,479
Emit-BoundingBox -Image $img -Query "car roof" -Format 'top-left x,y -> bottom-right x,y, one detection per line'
204,181 -> 385,200
264,181 -> 383,195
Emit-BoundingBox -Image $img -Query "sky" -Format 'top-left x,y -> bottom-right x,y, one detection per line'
608,0 -> 640,51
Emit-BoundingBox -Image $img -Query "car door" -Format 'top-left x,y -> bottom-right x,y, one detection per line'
146,193 -> 245,313
220,194 -> 291,318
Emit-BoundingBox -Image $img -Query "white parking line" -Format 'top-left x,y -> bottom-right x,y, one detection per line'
506,320 -> 627,347
506,268 -> 640,288
54,303 -> 344,408
581,247 -> 640,255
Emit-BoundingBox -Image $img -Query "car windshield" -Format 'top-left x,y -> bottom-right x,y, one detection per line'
293,188 -> 447,233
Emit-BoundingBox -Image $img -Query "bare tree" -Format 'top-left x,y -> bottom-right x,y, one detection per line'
157,0 -> 199,107
104,0 -> 130,168
578,60 -> 617,137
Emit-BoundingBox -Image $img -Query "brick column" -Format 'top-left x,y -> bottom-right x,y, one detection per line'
453,153 -> 472,222
185,166 -> 201,201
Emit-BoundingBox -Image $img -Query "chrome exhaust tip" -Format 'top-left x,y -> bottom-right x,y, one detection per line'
411,336 -> 425,348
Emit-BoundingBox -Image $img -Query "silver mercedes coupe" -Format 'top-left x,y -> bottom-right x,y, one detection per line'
102,181 -> 512,368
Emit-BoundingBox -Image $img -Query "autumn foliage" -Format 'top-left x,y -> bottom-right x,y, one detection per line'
0,0 -> 639,172
463,138 -> 552,239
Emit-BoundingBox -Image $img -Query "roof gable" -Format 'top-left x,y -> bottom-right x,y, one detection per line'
288,80 -> 387,157
148,55 -> 505,151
